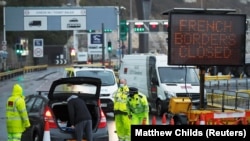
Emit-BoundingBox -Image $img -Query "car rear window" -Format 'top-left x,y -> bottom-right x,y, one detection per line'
53,83 -> 97,95
75,70 -> 115,86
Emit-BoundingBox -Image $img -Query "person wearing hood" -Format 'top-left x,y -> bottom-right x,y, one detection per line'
67,95 -> 93,141
6,84 -> 30,141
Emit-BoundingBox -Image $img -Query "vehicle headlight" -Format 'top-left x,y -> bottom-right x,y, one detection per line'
112,90 -> 118,98
164,91 -> 176,99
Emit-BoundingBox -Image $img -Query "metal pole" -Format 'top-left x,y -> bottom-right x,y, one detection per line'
116,5 -> 121,68
3,3 -> 6,44
0,1 -> 7,71
128,0 -> 132,54
102,23 -> 105,66
121,40 -> 124,58
130,0 -> 132,20
199,66 -> 205,109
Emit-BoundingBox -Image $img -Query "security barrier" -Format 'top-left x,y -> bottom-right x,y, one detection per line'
205,74 -> 231,81
23,65 -> 48,73
206,89 -> 250,110
0,68 -> 23,81
0,65 -> 48,81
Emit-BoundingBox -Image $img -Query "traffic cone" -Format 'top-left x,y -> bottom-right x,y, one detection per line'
169,117 -> 174,125
199,113 -> 205,125
43,121 -> 51,141
242,117 -> 248,125
215,119 -> 223,125
152,116 -> 157,125
162,114 -> 167,125
195,117 -> 200,125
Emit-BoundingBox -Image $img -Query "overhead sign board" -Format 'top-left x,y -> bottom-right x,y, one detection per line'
6,7 -> 118,31
24,9 -> 86,16
61,16 -> 86,30
168,13 -> 246,66
24,17 -> 47,31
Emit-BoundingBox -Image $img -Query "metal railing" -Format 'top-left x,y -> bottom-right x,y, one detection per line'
206,89 -> 250,110
0,65 -> 48,80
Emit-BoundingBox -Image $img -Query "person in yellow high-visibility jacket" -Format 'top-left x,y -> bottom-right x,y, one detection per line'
6,84 -> 30,141
113,79 -> 130,141
127,87 -> 149,125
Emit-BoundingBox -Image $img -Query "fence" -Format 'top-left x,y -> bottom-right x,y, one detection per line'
206,89 -> 250,110
205,75 -> 250,90
0,65 -> 48,81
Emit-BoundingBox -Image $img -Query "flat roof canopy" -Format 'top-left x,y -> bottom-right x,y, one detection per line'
162,8 -> 236,15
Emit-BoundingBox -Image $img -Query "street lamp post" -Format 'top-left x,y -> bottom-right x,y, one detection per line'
0,0 -> 6,46
128,0 -> 132,54
119,6 -> 126,58
0,0 -> 6,71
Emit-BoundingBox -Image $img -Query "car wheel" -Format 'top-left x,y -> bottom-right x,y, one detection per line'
174,117 -> 181,125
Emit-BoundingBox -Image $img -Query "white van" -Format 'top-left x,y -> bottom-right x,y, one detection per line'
64,65 -> 118,113
118,54 -> 206,116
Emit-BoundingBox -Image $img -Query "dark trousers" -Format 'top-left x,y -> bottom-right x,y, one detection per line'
75,120 -> 92,141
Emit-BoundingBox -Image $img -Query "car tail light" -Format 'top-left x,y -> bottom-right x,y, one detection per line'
44,106 -> 58,128
151,86 -> 157,94
97,99 -> 107,128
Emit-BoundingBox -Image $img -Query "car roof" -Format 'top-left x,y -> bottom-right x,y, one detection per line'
48,77 -> 101,101
64,65 -> 115,77
70,64 -> 114,71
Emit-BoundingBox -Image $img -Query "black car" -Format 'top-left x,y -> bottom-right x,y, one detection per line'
22,77 -> 109,141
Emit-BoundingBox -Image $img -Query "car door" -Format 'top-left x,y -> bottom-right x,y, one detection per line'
22,95 -> 46,141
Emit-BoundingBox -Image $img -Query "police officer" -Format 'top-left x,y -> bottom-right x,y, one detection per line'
127,87 -> 149,125
113,78 -> 130,141
6,84 -> 30,141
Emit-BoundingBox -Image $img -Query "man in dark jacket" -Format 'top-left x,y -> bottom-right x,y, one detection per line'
67,95 -> 92,141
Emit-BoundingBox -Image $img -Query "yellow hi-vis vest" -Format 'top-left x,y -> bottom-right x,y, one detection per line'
127,93 -> 149,115
114,86 -> 129,112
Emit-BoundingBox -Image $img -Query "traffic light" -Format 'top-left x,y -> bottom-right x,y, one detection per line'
70,48 -> 76,56
134,22 -> 145,32
163,21 -> 168,32
149,22 -> 159,32
107,41 -> 112,52
15,43 -> 23,55
87,29 -> 95,33
104,29 -> 112,33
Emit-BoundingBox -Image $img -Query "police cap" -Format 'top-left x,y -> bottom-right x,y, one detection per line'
129,87 -> 138,95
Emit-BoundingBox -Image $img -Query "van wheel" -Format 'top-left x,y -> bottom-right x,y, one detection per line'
245,66 -> 250,77
173,114 -> 188,125
156,101 -> 163,117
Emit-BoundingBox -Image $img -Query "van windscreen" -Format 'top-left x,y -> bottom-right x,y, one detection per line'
158,67 -> 199,84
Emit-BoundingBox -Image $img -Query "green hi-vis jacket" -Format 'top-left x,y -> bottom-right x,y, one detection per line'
114,85 -> 129,113
6,84 -> 30,133
127,92 -> 149,117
